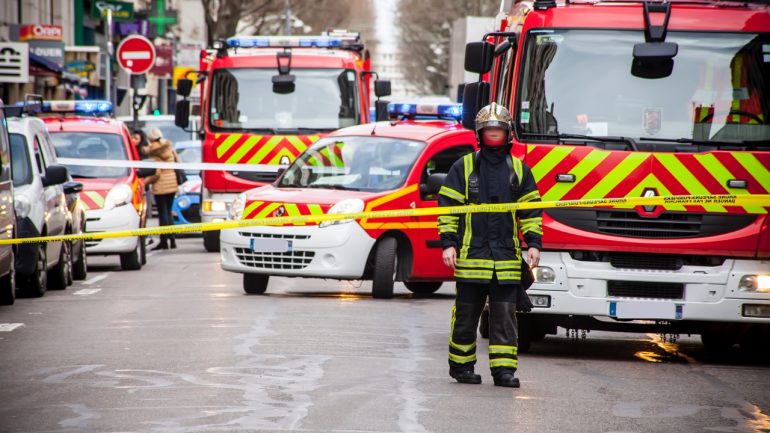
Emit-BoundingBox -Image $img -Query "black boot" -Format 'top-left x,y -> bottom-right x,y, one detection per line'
169,237 -> 177,249
450,369 -> 482,384
151,242 -> 168,251
493,372 -> 520,388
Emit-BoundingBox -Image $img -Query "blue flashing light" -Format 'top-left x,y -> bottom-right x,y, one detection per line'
387,102 -> 462,121
227,36 -> 348,49
40,100 -> 113,115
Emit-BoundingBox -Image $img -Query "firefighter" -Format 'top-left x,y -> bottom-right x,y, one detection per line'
437,102 -> 542,387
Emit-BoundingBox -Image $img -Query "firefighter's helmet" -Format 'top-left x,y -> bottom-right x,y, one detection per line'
475,102 -> 513,145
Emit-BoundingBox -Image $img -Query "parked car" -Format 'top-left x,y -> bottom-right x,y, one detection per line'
8,117 -> 72,297
172,140 -> 202,226
0,100 -> 16,305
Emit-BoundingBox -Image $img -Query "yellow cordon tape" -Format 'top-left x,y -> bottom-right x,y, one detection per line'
2,194 -> 769,245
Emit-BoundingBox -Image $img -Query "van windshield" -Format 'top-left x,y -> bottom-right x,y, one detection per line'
50,132 -> 130,178
517,30 -> 770,144
208,68 -> 360,132
9,133 -> 32,186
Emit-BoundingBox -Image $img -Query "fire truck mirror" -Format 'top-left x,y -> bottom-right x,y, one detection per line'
631,42 -> 677,79
374,80 -> 391,98
272,74 -> 296,94
464,41 -> 494,74
176,78 -> 193,97
175,100 -> 191,129
461,82 -> 490,130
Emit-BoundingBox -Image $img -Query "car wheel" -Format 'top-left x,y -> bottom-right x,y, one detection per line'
139,236 -> 147,265
20,243 -> 47,297
72,240 -> 87,280
372,237 -> 397,299
120,239 -> 143,271
203,230 -> 220,252
405,281 -> 442,297
48,241 -> 72,290
0,252 -> 15,306
243,274 -> 269,294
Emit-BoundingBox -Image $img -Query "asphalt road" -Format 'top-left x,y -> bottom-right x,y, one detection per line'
0,236 -> 768,433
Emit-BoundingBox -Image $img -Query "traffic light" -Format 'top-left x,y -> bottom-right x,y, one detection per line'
153,108 -> 161,116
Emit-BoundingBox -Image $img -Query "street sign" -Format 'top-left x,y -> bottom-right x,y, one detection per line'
116,35 -> 156,75
0,43 -> 29,83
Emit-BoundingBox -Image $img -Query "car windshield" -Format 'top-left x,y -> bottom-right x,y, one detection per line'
9,133 -> 32,186
279,136 -> 426,192
50,132 -> 129,178
176,143 -> 201,175
517,30 -> 770,144
209,68 -> 360,132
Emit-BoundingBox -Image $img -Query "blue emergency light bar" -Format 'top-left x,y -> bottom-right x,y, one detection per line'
226,35 -> 361,50
41,100 -> 113,115
387,102 -> 463,121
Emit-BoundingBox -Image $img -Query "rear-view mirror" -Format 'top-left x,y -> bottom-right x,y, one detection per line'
464,41 -> 494,74
375,99 -> 390,121
420,173 -> 448,197
272,74 -> 296,94
43,165 -> 68,187
63,181 -> 83,195
633,42 -> 678,60
631,42 -> 677,79
461,82 -> 490,130
374,80 -> 391,98
175,100 -> 190,128
176,78 -> 193,97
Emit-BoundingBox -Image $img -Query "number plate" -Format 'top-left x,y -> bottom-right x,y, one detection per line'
250,238 -> 292,253
609,301 -> 683,320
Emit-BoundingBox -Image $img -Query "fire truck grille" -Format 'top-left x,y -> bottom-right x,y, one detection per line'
235,248 -> 314,270
237,233 -> 310,241
570,251 -> 727,270
607,280 -> 685,300
547,209 -> 756,239
229,171 -> 279,183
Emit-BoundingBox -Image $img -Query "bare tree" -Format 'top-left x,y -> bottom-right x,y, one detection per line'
201,0 -> 280,45
397,0 -> 498,95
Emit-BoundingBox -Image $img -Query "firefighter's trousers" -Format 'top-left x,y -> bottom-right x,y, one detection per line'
448,276 -> 519,378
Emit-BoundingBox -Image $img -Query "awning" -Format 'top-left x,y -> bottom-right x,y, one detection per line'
29,52 -> 63,73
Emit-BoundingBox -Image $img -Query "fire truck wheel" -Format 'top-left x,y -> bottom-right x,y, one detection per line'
700,331 -> 735,359
203,231 -> 221,252
405,282 -> 442,296
372,237 -> 397,299
243,274 -> 269,294
479,307 -> 490,339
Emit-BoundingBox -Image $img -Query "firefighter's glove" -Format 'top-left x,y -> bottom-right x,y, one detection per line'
516,286 -> 534,313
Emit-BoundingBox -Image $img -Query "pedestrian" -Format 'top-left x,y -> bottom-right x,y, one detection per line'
437,103 -> 543,388
145,128 -> 178,250
131,129 -> 148,157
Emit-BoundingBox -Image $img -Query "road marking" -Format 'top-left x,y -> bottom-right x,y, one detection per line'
0,323 -> 24,332
83,274 -> 109,285
74,289 -> 101,296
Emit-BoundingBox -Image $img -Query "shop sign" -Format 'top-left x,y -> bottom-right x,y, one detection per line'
0,42 -> 29,83
91,0 -> 135,21
29,40 -> 65,67
66,60 -> 96,76
19,25 -> 64,41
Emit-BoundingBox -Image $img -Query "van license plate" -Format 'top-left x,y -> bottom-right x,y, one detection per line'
250,238 -> 292,253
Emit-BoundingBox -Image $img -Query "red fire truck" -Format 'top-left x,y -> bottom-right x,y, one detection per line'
175,31 -> 391,251
462,0 -> 770,355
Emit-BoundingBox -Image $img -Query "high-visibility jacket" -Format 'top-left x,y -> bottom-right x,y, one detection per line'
438,150 -> 542,285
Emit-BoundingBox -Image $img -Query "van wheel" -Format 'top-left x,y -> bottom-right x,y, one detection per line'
0,256 -> 15,306
120,239 -> 142,271
20,243 -> 47,297
48,241 -> 72,290
372,237 -> 397,299
243,274 -> 268,294
73,240 -> 87,280
203,231 -> 220,252
405,282 -> 442,296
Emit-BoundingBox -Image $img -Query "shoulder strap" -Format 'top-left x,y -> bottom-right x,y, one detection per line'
466,152 -> 481,204
508,155 -> 523,200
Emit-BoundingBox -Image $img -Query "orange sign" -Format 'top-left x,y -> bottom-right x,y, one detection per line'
19,25 -> 63,41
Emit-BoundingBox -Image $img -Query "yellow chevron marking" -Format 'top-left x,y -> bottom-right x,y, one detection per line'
247,135 -> 284,165
216,134 -> 243,159
307,204 -> 324,215
243,201 -> 262,218
85,191 -> 105,208
655,154 -> 725,212
542,149 -> 610,202
225,135 -> 261,164
624,174 -> 686,211
365,184 -> 418,211
530,146 -> 574,182
286,136 -> 311,153
283,203 -> 304,225
583,153 -> 650,199
696,153 -> 763,213
254,202 -> 281,219
733,153 -> 770,193
269,148 -> 296,165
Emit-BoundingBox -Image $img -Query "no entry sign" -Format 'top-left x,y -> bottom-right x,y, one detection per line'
116,35 -> 156,74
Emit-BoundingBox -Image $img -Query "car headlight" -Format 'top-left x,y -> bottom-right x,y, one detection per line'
228,194 -> 246,220
103,184 -> 133,211
14,196 -> 31,219
739,275 -> 770,293
319,198 -> 364,228
203,199 -> 228,213
533,266 -> 555,283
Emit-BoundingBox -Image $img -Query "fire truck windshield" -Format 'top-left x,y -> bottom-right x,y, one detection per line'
279,136 -> 426,192
516,30 -> 770,145
208,68 -> 359,132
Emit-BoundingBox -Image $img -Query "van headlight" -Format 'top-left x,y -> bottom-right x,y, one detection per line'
228,194 -> 246,220
319,198 -> 364,228
104,184 -> 132,211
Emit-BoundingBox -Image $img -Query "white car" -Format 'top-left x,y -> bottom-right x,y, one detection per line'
8,117 -> 73,297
